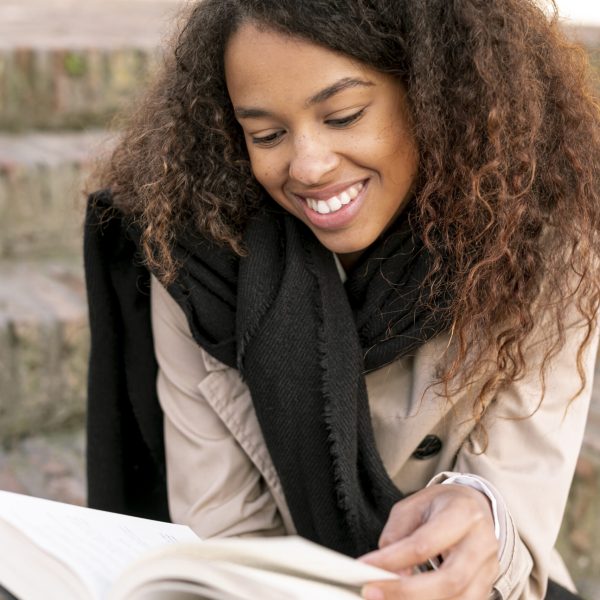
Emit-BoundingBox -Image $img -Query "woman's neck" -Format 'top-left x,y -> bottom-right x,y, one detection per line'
335,251 -> 364,272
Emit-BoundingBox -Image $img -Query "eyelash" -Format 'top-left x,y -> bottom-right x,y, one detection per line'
251,108 -> 366,147
326,108 -> 365,128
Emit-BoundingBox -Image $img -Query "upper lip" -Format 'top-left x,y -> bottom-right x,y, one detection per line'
290,178 -> 367,201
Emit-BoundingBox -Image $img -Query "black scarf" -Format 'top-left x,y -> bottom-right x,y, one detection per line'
159,201 -> 448,557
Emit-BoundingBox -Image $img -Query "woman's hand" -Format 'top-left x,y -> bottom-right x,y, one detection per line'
359,484 -> 499,600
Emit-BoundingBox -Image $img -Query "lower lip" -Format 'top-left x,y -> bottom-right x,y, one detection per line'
297,180 -> 369,230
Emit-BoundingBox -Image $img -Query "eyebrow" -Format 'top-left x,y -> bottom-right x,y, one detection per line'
234,77 -> 374,119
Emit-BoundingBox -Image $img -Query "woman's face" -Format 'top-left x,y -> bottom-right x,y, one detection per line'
225,24 -> 418,265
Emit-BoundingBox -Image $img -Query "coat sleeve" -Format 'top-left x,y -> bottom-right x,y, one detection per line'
150,275 -> 287,539
432,308 -> 599,600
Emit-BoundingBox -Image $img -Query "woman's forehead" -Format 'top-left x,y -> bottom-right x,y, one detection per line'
224,23 -> 385,107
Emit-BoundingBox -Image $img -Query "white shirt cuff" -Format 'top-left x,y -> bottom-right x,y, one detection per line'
441,474 -> 501,540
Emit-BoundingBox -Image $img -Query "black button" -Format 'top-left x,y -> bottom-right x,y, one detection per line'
412,435 -> 443,460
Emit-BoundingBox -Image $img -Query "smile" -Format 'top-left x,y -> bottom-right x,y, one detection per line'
303,182 -> 365,214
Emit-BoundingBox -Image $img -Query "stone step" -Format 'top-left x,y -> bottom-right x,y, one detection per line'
0,46 -> 161,131
0,129 -> 115,259
0,428 -> 86,507
0,0 -> 182,131
0,5 -> 597,131
0,259 -> 88,442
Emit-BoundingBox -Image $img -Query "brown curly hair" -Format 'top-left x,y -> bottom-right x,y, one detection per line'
94,0 -> 600,423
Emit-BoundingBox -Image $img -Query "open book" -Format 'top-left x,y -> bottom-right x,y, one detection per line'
0,490 -> 397,600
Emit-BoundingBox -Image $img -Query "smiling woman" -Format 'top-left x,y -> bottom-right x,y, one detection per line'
225,25 -> 418,266
85,2 -> 600,600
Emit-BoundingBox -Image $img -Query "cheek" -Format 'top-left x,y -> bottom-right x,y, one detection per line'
248,152 -> 282,191
248,159 -> 271,190
375,131 -> 418,186
347,124 -> 409,169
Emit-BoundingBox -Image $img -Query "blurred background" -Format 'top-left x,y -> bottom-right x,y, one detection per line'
557,1 -> 600,25
0,0 -> 598,597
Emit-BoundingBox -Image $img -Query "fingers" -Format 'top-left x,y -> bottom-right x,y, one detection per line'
438,521 -> 498,584
377,483 -> 493,551
362,530 -> 498,599
362,490 -> 493,573
362,566 -> 496,600
373,493 -> 430,547
361,518 -> 498,600
359,484 -> 500,600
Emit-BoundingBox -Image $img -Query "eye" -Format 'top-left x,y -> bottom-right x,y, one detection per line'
326,108 -> 366,128
251,130 -> 285,147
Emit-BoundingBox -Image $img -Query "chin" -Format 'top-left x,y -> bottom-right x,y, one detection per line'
317,232 -> 377,257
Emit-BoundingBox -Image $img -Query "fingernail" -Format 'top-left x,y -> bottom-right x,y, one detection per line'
362,585 -> 385,600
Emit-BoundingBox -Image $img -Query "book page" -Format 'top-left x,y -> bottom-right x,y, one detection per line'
159,536 -> 398,586
0,491 -> 197,600
112,536 -> 397,600
112,553 -> 364,600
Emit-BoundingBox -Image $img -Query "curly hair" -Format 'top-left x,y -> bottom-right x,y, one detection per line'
94,0 -> 600,426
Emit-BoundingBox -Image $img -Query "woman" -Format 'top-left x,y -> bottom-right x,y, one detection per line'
84,1 -> 600,599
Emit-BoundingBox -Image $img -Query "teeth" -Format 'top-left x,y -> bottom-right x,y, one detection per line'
339,191 -> 351,205
328,197 -> 342,211
317,201 -> 330,214
305,181 -> 364,214
348,185 -> 360,200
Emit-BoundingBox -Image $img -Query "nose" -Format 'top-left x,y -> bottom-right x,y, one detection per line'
288,133 -> 339,186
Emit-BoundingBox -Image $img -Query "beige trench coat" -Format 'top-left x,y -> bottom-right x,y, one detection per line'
150,275 -> 598,600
